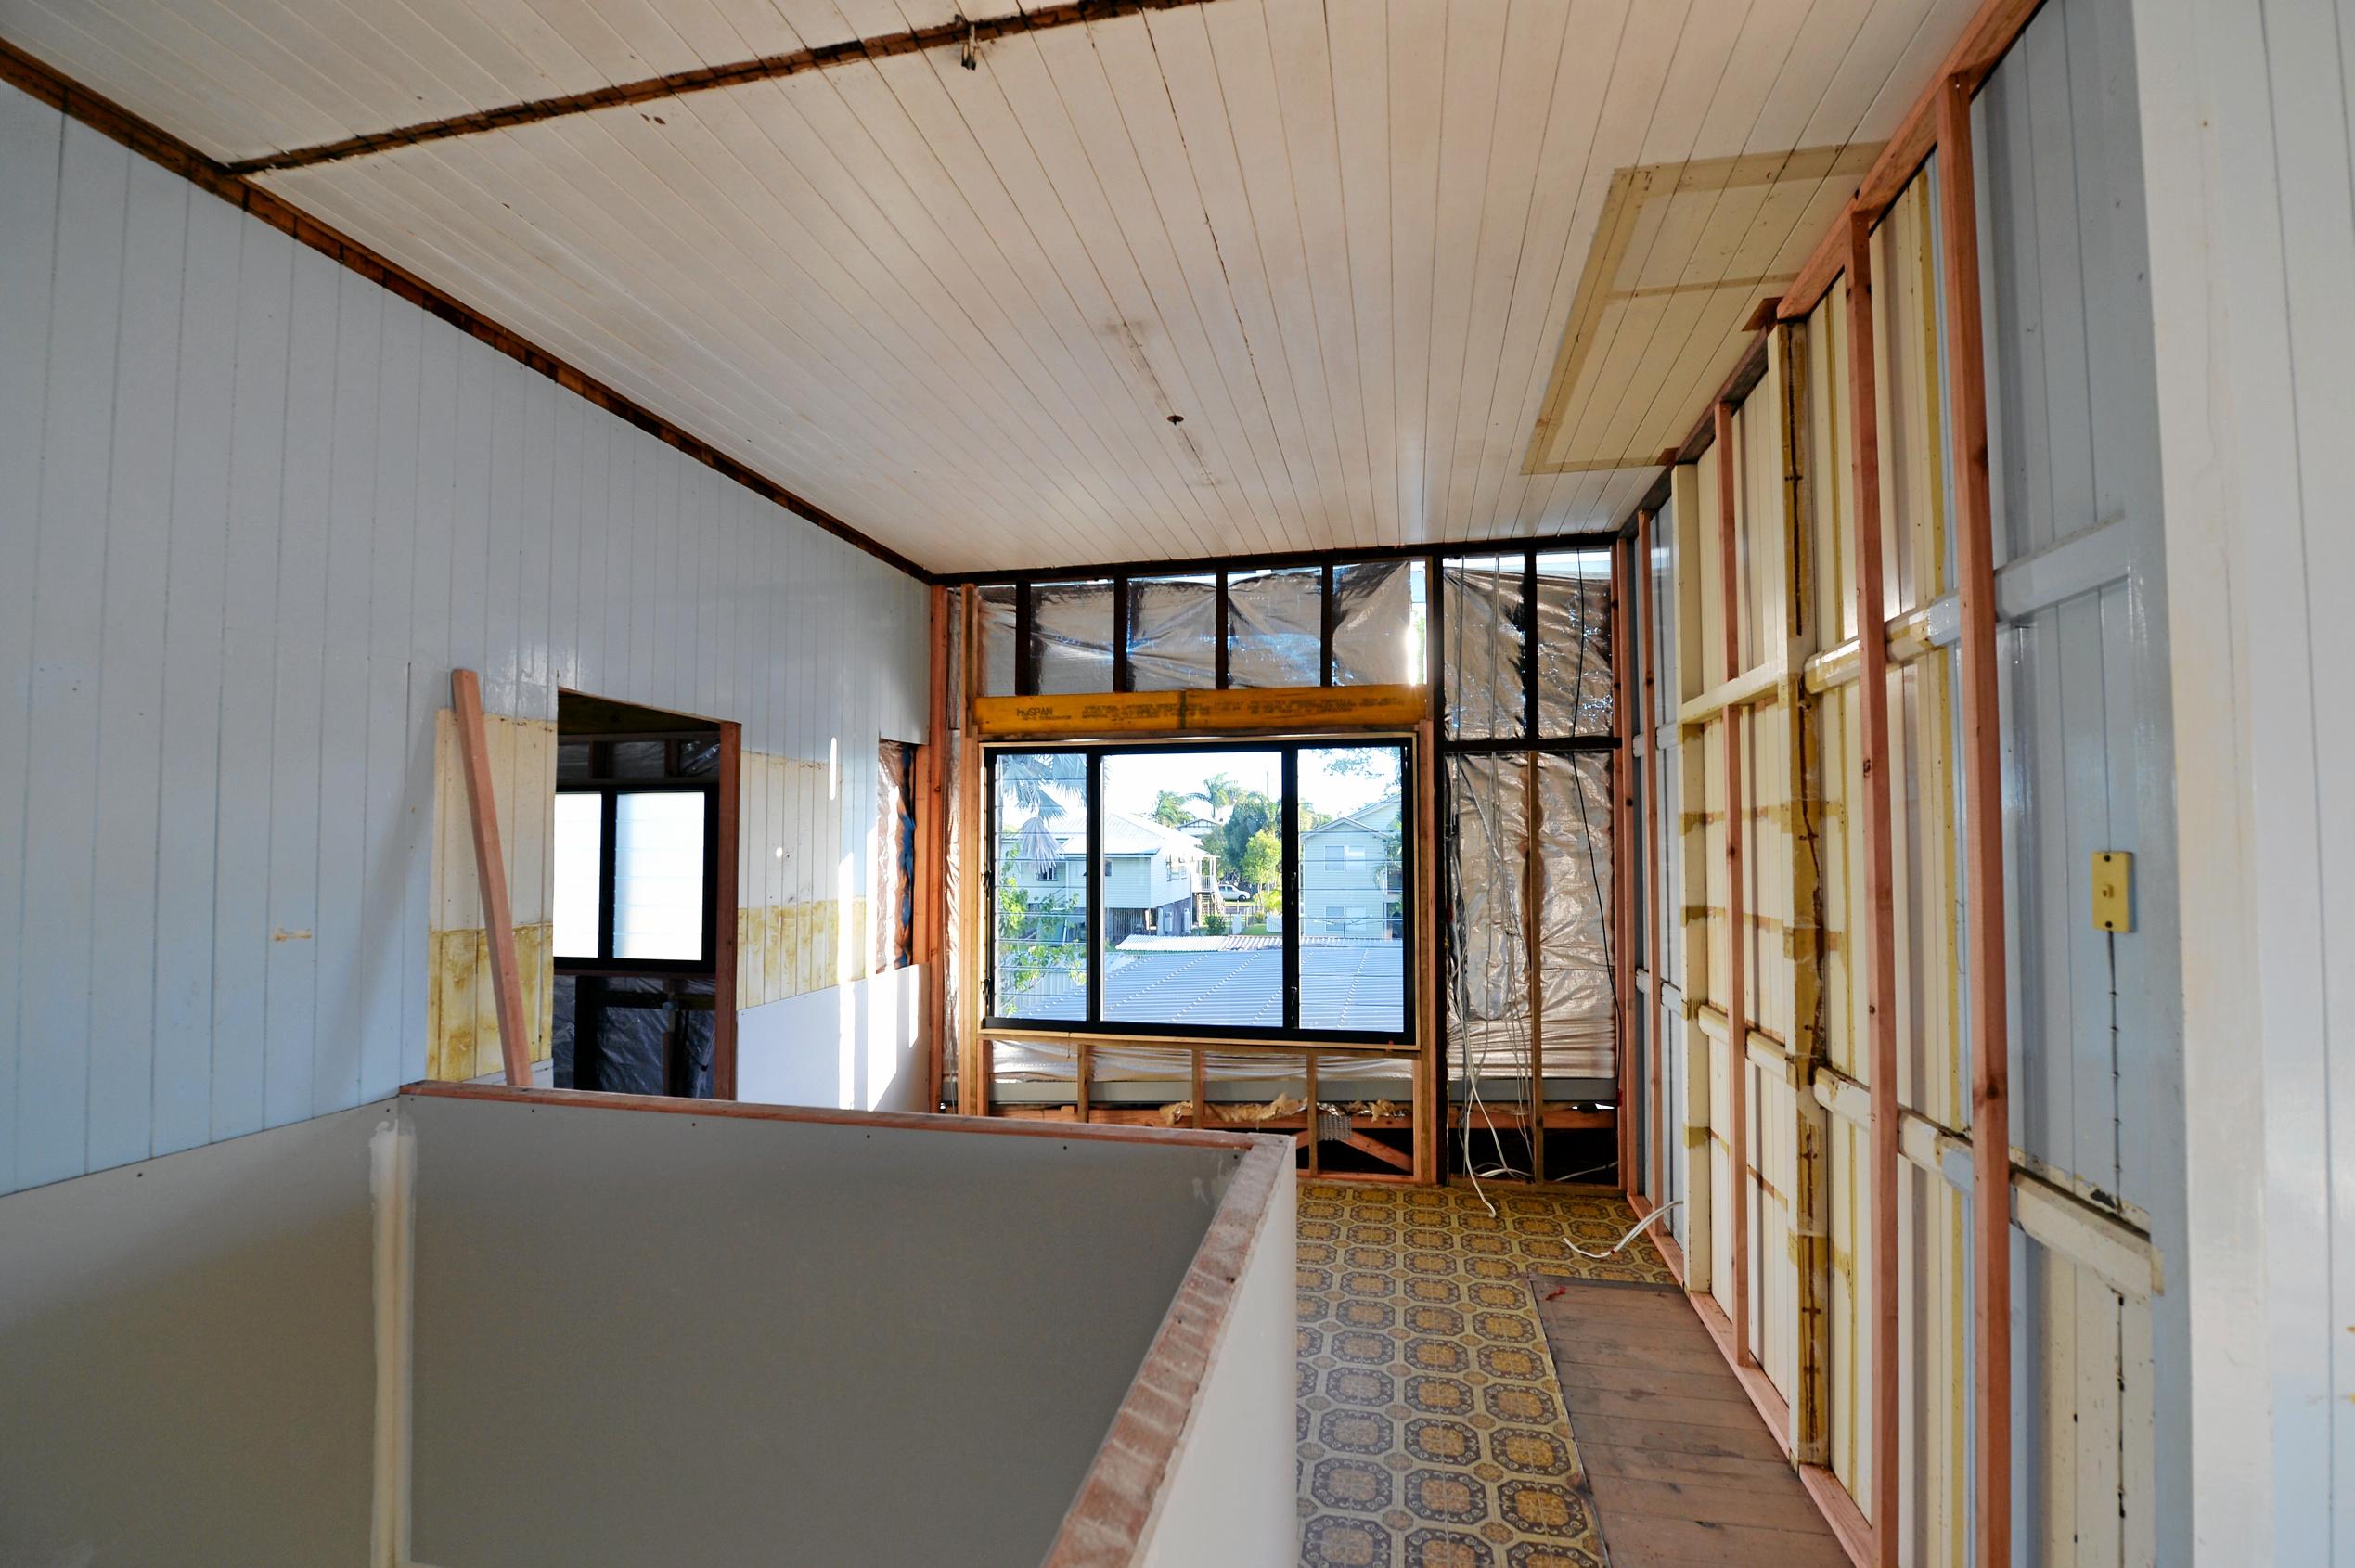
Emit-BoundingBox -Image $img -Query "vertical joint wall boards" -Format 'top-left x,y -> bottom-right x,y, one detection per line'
0,79 -> 931,1195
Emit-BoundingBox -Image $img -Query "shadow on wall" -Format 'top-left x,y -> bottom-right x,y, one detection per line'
735,964 -> 927,1114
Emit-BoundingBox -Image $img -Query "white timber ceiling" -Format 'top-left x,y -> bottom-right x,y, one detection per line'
0,0 -> 1979,574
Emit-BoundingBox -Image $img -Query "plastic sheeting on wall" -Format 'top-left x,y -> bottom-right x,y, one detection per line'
1442,559 -> 1525,739
1533,562 -> 1615,739
1442,754 -> 1615,1082
1227,567 -> 1322,687
1444,754 -> 1530,1077
1536,753 -> 1614,1073
1032,579 -> 1115,694
988,1038 -> 1420,1087
1332,560 -> 1424,686
874,741 -> 913,974
556,976 -> 714,1096
1126,574 -> 1217,690
979,584 -> 1018,697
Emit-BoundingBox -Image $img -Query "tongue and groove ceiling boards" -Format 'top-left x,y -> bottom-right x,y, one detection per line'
1,0 -> 1977,574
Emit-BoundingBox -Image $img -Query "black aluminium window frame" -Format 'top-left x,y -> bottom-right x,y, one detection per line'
554,752 -> 722,977
969,541 -> 1619,713
982,736 -> 1419,1047
987,558 -> 1432,697
1434,546 -> 1620,759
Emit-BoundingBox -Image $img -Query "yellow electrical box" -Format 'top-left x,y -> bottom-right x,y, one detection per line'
2091,852 -> 2133,932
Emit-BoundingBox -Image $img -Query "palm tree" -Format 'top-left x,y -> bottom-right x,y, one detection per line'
997,752 -> 1082,812
1190,772 -> 1241,823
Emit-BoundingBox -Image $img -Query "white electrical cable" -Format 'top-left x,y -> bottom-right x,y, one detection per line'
1564,1198 -> 1684,1261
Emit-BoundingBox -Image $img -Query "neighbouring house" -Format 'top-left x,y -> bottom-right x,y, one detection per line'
1301,798 -> 1403,939
999,793 -> 1212,945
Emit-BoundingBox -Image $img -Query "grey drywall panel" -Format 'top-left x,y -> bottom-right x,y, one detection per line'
404,1094 -> 1242,1568
0,1100 -> 386,1565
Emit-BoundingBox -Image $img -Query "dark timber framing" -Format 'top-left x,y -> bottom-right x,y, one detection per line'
223,0 -> 1251,176
0,37 -> 926,583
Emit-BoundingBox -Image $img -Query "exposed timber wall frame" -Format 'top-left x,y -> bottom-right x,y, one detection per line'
450,671 -> 531,1089
957,587 -> 988,1116
0,38 -> 925,583
963,713 -> 1438,1183
1635,508 -> 1663,1212
1714,401 -> 1752,1378
1935,74 -> 2013,1567
1845,210 -> 1902,1568
713,723 -> 742,1099
1612,0 -> 2091,1560
1614,539 -> 1638,1195
922,586 -> 953,1113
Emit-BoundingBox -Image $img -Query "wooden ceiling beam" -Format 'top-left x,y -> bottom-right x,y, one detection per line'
0,36 -> 930,582
224,0 -> 1242,176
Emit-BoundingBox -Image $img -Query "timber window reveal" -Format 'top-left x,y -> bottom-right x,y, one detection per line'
985,739 -> 1414,1045
550,711 -> 725,1099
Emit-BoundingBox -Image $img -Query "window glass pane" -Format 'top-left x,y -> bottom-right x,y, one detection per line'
1299,747 -> 1407,1034
1126,574 -> 1217,690
608,739 -> 667,778
1226,567 -> 1323,687
1442,554 -> 1525,739
553,793 -> 604,958
992,752 -> 1090,1020
1534,550 -> 1614,738
1331,560 -> 1426,686
1033,578 -> 1115,694
1099,750 -> 1283,1026
612,792 -> 706,960
979,584 -> 1019,697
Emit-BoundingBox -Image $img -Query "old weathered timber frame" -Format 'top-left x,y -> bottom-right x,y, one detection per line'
450,669 -> 532,1089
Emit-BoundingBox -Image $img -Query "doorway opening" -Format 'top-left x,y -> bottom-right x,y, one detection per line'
552,692 -> 737,1097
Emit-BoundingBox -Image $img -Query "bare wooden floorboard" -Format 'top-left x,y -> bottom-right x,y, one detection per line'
1534,1276 -> 1847,1568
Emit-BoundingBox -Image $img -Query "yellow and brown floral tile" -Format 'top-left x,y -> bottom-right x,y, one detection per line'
1294,1181 -> 1672,1568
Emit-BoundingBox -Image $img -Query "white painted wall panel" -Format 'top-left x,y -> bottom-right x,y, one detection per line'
2131,0 -> 2355,1558
736,965 -> 928,1116
0,82 -> 929,1196
1976,0 -> 2184,1557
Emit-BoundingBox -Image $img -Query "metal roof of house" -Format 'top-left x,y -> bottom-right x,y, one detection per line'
995,943 -> 1406,1033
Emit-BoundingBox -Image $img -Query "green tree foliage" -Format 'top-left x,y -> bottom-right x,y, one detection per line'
1238,827 -> 1282,892
993,881 -> 1081,1017
1215,794 -> 1274,879
1152,790 -> 1193,829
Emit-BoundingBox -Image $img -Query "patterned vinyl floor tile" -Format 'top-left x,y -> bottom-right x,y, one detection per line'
1295,1181 -> 1674,1568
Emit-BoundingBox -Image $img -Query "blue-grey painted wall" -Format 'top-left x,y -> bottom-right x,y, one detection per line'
0,81 -> 929,1197
1978,0 -> 2185,1555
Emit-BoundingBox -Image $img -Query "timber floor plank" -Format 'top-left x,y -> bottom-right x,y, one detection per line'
1533,1276 -> 1849,1568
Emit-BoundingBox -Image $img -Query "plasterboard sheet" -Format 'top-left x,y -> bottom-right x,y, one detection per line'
0,1103 -> 384,1564
403,1092 -> 1242,1568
